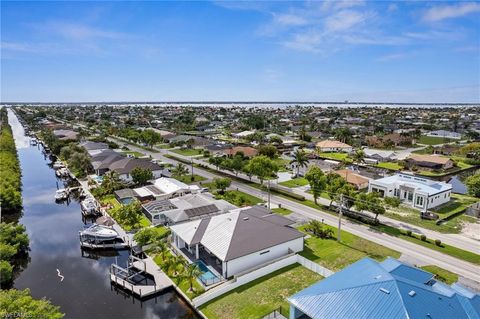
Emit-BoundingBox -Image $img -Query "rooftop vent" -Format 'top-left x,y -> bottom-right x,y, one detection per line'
374,275 -> 382,280
408,290 -> 416,297
243,217 -> 249,221
380,288 -> 390,294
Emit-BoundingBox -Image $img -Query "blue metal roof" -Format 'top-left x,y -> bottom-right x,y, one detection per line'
288,257 -> 480,319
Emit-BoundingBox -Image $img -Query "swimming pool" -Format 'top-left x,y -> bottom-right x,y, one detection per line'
195,260 -> 221,286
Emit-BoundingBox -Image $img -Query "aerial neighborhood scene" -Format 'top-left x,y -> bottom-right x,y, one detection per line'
1,1 -> 479,319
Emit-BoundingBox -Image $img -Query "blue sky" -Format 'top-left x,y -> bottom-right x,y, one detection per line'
1,1 -> 479,103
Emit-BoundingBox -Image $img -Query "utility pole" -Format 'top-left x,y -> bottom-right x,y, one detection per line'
191,158 -> 194,180
267,179 -> 271,209
337,194 -> 343,242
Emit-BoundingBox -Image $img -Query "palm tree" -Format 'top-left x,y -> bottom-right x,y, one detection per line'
184,263 -> 203,292
290,149 -> 310,178
172,163 -> 189,177
150,240 -> 168,262
350,150 -> 365,164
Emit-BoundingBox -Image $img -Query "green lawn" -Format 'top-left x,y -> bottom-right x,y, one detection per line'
100,194 -> 150,230
435,194 -> 478,216
420,265 -> 459,285
215,190 -> 263,207
153,250 -> 204,299
272,207 -> 292,216
200,263 -> 323,319
318,152 -> 352,162
418,135 -> 459,145
273,158 -> 291,172
156,143 -> 172,149
174,174 -> 207,184
375,162 -> 403,170
279,177 -> 309,188
171,148 -> 203,156
298,225 -> 400,271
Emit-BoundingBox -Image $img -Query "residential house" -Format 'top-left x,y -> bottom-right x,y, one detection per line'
232,130 -> 255,139
335,169 -> 370,189
80,141 -> 109,156
221,146 -> 258,158
109,158 -> 163,182
288,257 -> 480,319
53,129 -> 79,141
142,193 -> 235,225
406,154 -> 454,170
170,206 -> 304,279
368,174 -> 452,210
133,177 -> 196,201
316,140 -> 353,153
363,148 -> 397,162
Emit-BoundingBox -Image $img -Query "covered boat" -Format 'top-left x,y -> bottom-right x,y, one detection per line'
79,224 -> 118,241
81,197 -> 98,215
55,189 -> 69,200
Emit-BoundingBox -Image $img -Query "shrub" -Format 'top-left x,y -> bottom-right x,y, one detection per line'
435,239 -> 442,246
420,235 -> 427,241
406,230 -> 412,237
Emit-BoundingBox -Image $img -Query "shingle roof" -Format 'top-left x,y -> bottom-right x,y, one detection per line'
316,140 -> 352,149
408,154 -> 452,165
288,257 -> 480,319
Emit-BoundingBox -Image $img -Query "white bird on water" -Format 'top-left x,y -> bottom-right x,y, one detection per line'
56,269 -> 64,282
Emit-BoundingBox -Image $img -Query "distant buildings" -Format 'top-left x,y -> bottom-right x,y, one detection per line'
316,140 -> 353,153
288,257 -> 480,319
427,130 -> 462,140
368,174 -> 452,210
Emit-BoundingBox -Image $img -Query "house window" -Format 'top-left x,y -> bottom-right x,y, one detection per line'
416,196 -> 424,207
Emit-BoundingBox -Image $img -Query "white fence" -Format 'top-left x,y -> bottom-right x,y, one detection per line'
296,255 -> 334,277
192,254 -> 335,307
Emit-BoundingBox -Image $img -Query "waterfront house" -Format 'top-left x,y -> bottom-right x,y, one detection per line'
134,177 -> 195,201
405,154 -> 454,170
142,193 -> 235,225
53,129 -> 79,141
368,174 -> 452,210
170,206 -> 304,279
80,141 -> 109,156
288,257 -> 480,319
109,158 -> 163,182
316,140 -> 353,153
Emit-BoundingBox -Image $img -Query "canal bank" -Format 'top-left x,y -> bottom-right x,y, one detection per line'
8,109 -> 199,319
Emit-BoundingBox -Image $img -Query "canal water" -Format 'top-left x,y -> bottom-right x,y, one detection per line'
8,109 -> 199,319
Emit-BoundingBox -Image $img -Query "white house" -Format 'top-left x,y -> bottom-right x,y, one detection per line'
363,148 -> 397,162
170,206 -> 304,279
133,177 -> 196,200
232,130 -> 255,139
368,174 -> 452,210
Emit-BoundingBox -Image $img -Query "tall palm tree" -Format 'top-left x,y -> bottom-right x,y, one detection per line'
184,263 -> 203,292
172,163 -> 189,177
150,240 -> 168,262
290,149 -> 310,178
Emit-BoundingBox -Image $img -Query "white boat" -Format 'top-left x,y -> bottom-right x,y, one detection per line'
55,189 -> 69,200
55,167 -> 69,177
79,224 -> 118,241
53,161 -> 65,169
81,197 -> 98,215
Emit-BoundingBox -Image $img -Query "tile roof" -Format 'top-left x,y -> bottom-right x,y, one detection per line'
316,140 -> 352,149
408,154 -> 452,165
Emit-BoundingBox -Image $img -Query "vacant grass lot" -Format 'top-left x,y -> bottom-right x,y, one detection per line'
420,265 -> 459,285
171,148 -> 204,156
174,174 -> 207,184
418,135 -> 458,145
200,263 -> 322,319
279,177 -> 309,188
375,162 -> 403,171
215,190 -> 264,207
298,225 -> 400,271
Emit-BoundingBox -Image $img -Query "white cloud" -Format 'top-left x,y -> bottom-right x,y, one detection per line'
324,10 -> 369,32
273,13 -> 308,27
377,52 -> 409,62
33,21 -> 127,41
422,2 -> 480,22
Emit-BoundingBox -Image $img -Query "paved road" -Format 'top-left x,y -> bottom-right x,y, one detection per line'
112,138 -> 480,283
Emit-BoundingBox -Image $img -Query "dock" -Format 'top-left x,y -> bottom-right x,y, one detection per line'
110,255 -> 173,298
